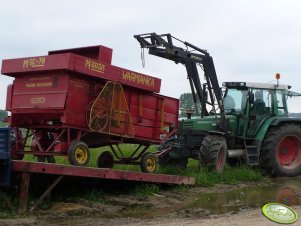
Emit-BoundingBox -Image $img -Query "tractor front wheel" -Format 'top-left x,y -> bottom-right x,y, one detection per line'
68,141 -> 90,166
260,124 -> 301,177
200,135 -> 227,173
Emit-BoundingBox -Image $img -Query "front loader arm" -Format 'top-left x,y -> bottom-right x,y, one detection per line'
134,32 -> 230,133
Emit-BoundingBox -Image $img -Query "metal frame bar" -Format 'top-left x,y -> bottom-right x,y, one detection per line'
109,144 -> 151,163
13,161 -> 195,185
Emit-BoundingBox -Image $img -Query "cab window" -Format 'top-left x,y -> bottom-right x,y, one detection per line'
276,91 -> 286,115
250,89 -> 272,115
224,88 -> 248,114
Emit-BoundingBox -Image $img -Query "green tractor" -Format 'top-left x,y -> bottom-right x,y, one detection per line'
135,33 -> 301,177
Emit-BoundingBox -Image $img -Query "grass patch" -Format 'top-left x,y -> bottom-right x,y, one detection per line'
159,159 -> 266,187
132,184 -> 160,197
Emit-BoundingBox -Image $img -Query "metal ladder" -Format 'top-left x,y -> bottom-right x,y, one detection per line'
244,139 -> 260,166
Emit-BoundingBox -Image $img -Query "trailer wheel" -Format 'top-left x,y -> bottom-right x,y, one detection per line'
68,141 -> 90,166
140,153 -> 158,173
98,151 -> 114,168
200,135 -> 227,173
260,124 -> 301,177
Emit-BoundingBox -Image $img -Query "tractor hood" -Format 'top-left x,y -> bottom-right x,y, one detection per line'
182,115 -> 238,135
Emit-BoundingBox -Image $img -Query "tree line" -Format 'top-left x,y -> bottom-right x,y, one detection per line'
179,93 -> 201,117
0,110 -> 7,121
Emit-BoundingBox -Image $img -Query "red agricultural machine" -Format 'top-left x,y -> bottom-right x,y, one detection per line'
1,45 -> 179,172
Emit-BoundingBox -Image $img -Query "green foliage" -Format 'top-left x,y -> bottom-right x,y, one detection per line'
179,93 -> 201,117
0,110 -> 8,121
0,121 -> 7,127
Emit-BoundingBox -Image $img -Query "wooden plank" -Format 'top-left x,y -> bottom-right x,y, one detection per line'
12,161 -> 195,185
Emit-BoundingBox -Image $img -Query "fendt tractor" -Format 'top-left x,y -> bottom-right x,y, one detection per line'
135,33 -> 301,177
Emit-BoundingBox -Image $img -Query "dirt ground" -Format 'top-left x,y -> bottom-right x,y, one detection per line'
0,181 -> 300,226
2,208 -> 300,226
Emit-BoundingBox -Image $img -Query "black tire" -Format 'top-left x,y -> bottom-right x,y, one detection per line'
200,135 -> 227,172
98,151 -> 114,168
157,137 -> 188,169
68,141 -> 90,166
260,124 -> 301,177
140,153 -> 158,173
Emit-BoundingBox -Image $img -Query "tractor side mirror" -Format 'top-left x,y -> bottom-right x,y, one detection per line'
249,92 -> 254,104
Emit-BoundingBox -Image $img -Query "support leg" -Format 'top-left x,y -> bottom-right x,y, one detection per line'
18,172 -> 31,214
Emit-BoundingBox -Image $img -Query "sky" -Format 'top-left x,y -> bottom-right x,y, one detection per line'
1,0 -> 301,112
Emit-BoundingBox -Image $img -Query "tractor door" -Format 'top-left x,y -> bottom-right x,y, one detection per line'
223,88 -> 248,137
247,89 -> 273,136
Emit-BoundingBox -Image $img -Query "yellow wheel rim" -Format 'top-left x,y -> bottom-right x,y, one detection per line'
146,156 -> 156,172
74,146 -> 88,164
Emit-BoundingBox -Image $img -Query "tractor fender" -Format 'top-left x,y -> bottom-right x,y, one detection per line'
270,117 -> 301,126
256,117 -> 301,142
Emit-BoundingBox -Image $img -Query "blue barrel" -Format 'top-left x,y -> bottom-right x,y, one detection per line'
0,127 -> 11,187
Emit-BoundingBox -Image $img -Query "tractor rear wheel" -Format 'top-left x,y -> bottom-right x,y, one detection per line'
68,141 -> 90,166
260,124 -> 301,177
200,135 -> 227,173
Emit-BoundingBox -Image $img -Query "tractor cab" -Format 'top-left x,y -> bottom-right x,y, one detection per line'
223,82 -> 300,138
